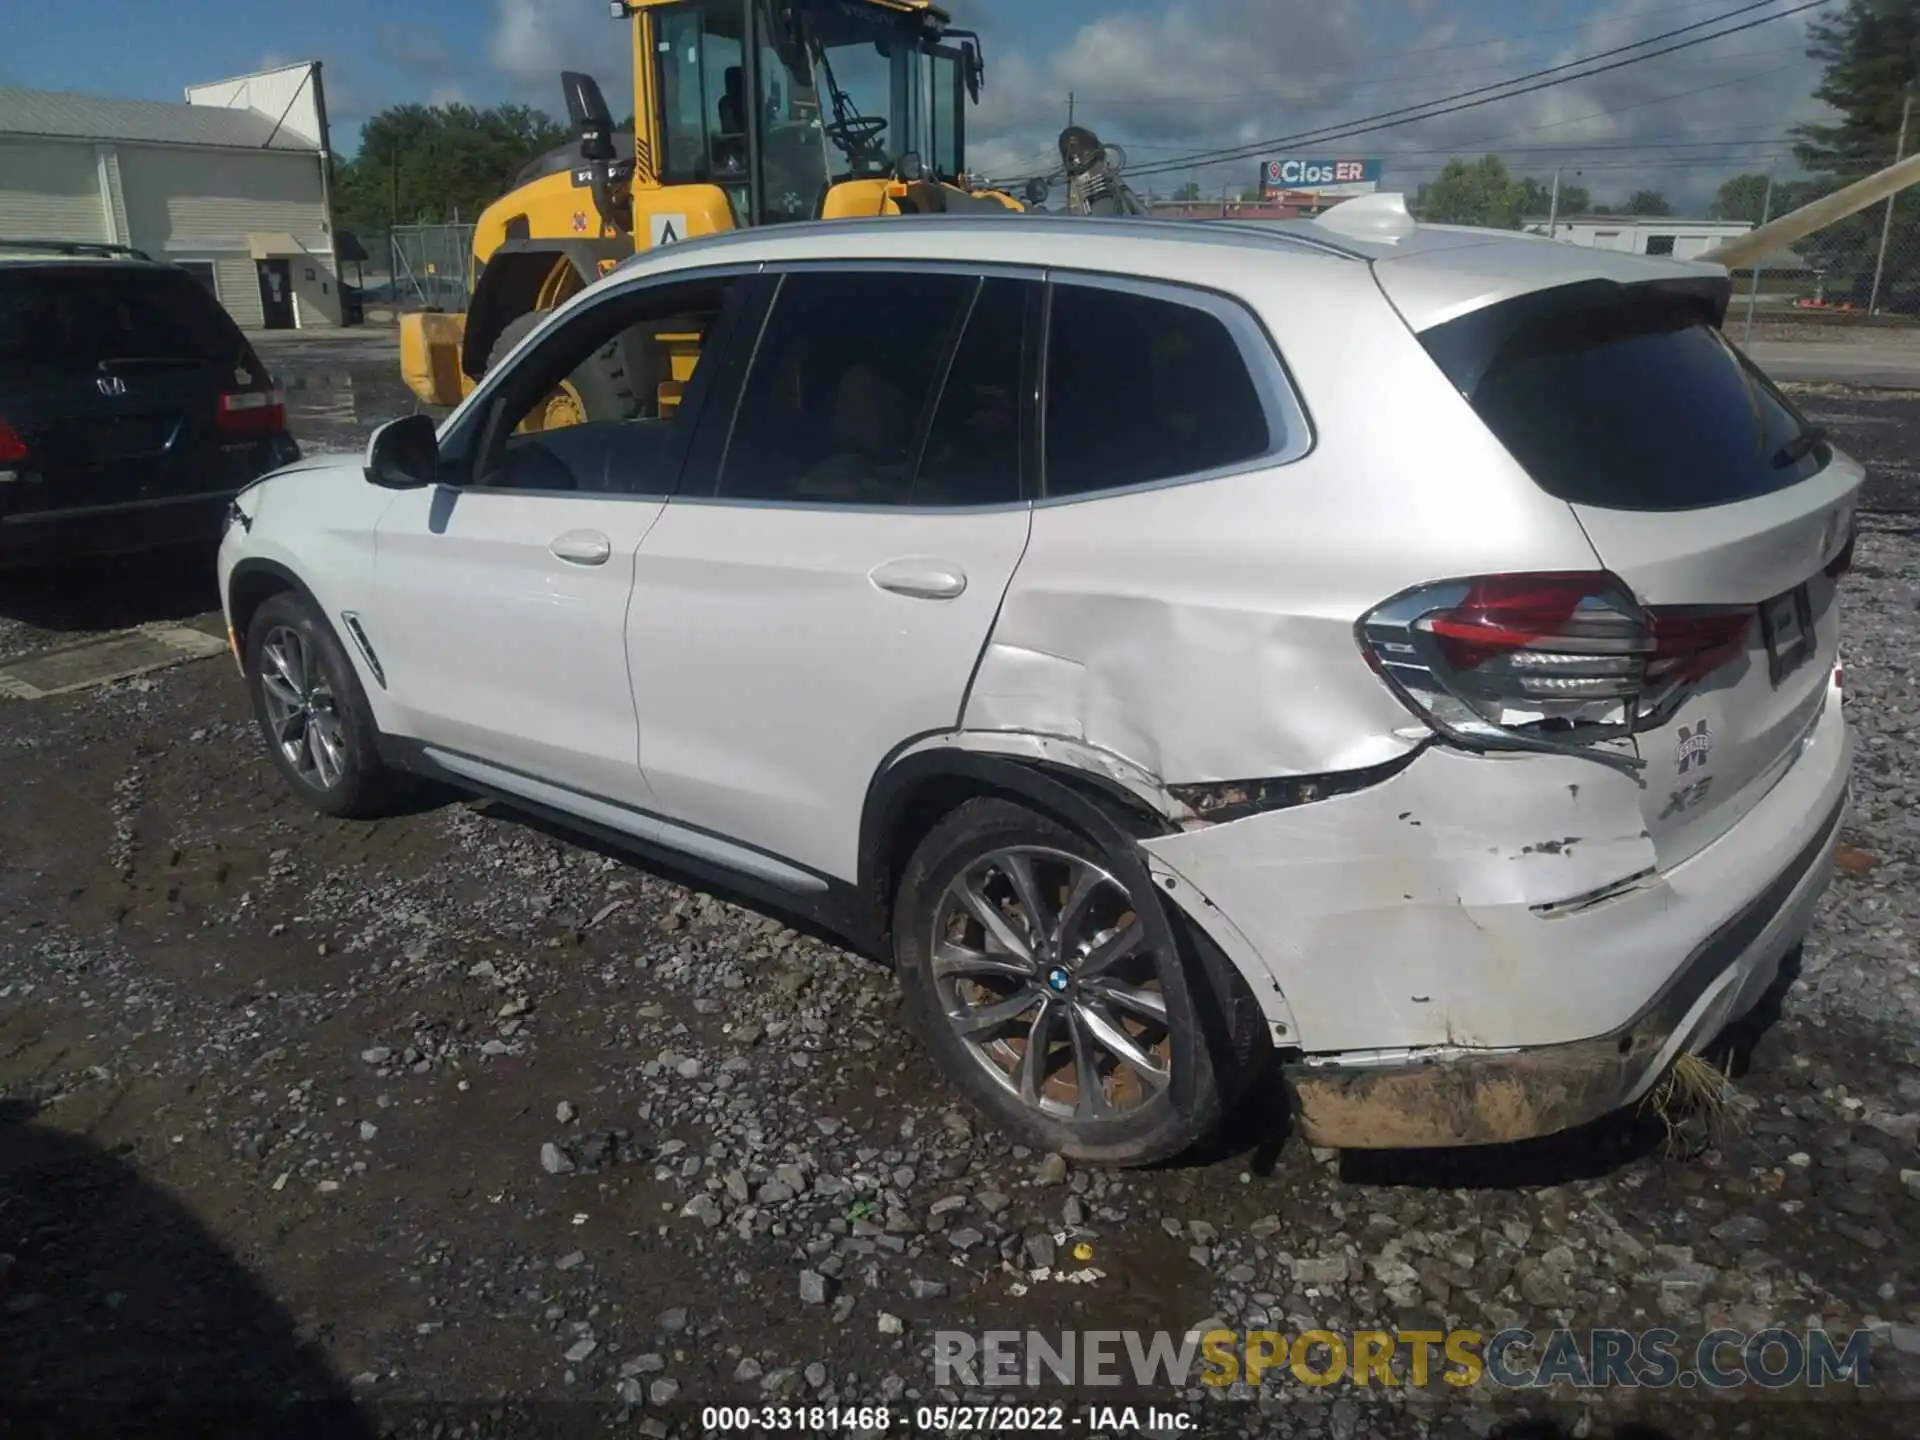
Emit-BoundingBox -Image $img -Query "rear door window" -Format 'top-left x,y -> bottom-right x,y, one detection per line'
1427,291 -> 1829,511
715,269 -> 981,505
1043,280 -> 1282,498
0,266 -> 249,377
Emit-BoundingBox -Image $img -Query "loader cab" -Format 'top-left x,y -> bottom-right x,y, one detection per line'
652,0 -> 979,225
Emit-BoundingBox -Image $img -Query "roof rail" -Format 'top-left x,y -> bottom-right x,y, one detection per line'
0,237 -> 155,261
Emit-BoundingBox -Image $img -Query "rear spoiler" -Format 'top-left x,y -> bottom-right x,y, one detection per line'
1417,275 -> 1733,400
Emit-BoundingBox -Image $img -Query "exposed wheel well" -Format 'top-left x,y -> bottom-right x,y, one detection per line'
862,754 -> 1174,947
227,564 -> 304,658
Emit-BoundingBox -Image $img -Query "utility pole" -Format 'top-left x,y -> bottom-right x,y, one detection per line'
1067,92 -> 1075,127
1743,157 -> 1777,346
1546,167 -> 1561,238
1868,91 -> 1914,317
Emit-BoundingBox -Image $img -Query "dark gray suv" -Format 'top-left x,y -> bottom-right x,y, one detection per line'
0,242 -> 300,571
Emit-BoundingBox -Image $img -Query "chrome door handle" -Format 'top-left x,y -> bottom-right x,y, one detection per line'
549,530 -> 612,566
869,558 -> 968,600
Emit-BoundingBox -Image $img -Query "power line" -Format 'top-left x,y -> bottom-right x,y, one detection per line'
1432,57 -> 1811,153
1074,43 -> 1803,112
1117,0 -> 1826,181
1099,0 -> 1833,184
1062,0 -> 1805,106
975,0 -> 1808,139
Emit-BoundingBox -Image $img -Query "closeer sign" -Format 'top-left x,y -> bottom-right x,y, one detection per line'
1260,158 -> 1381,190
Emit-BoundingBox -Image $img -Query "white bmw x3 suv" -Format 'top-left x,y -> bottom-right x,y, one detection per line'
219,203 -> 1859,1166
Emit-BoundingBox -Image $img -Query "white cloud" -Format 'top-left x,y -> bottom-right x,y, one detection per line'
967,0 -> 1836,211
487,0 -> 613,96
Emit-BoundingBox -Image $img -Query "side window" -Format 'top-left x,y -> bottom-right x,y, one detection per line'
912,278 -> 1029,506
717,270 -> 979,505
469,275 -> 743,496
1044,282 -> 1275,499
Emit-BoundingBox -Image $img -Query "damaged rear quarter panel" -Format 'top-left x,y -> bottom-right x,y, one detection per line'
963,253 -> 1607,786
1141,745 -> 1665,1053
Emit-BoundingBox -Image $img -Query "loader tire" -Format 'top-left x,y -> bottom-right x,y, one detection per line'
485,312 -> 650,425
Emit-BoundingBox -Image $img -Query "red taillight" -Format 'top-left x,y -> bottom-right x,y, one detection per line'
1645,607 -> 1756,685
0,417 -> 28,463
217,389 -> 286,435
1360,572 -> 1757,766
1824,532 -> 1855,580
1422,574 -> 1631,676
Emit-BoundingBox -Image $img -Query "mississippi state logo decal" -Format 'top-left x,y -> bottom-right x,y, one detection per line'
1676,721 -> 1712,775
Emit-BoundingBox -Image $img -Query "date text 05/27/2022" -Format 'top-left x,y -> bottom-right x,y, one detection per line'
698,1404 -> 1193,1433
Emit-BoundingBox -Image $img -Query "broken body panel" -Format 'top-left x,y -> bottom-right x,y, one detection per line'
955,220 -> 1860,1145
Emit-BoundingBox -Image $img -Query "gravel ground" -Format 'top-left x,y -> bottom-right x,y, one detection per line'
0,393 -> 1917,1439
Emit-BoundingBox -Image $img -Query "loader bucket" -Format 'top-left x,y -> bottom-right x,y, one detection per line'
400,311 -> 473,407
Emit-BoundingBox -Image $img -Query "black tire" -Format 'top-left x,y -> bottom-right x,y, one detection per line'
894,796 -> 1256,1167
486,311 -> 651,423
244,591 -> 403,820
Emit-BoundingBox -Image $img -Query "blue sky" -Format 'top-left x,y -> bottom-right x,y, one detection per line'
0,0 -> 1836,207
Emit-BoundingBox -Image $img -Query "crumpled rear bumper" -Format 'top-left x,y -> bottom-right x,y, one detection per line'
1281,782 -> 1847,1149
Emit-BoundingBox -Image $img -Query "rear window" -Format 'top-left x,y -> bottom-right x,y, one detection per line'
0,266 -> 251,375
1425,291 -> 1830,511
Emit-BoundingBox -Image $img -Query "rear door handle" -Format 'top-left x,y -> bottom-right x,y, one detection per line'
549,530 -> 612,566
869,558 -> 969,600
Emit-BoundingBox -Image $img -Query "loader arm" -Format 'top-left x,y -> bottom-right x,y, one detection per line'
1701,152 -> 1920,270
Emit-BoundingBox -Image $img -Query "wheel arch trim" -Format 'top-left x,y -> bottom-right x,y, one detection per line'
859,732 -> 1302,1037
857,733 -> 1184,943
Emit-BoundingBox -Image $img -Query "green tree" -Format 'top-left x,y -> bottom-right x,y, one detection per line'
1520,175 -> 1592,216
1710,172 -> 1824,223
1711,172 -> 1774,222
1414,155 -> 1528,228
1172,181 -> 1203,202
1626,189 -> 1673,216
1790,0 -> 1920,296
332,102 -> 570,239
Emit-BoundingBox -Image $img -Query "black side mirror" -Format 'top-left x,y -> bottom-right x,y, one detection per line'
562,71 -> 616,162
897,151 -> 925,183
1024,177 -> 1051,207
365,414 -> 439,490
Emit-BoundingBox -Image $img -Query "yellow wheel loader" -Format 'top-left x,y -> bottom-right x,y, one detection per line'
399,0 -> 1028,423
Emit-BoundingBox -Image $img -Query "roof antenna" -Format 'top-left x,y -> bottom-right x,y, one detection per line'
1314,192 -> 1416,243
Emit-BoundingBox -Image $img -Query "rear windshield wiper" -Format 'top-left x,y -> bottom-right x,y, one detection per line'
1770,425 -> 1828,470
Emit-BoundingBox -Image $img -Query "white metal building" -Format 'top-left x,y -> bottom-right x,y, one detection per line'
1522,215 -> 1752,261
0,62 -> 341,329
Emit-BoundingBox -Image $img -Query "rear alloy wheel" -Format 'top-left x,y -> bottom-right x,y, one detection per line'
935,847 -> 1170,1119
245,591 -> 402,819
895,799 -> 1230,1166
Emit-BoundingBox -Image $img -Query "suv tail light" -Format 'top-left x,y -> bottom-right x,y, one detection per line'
1824,530 -> 1855,580
217,388 -> 286,435
1359,572 -> 1754,772
0,416 -> 28,466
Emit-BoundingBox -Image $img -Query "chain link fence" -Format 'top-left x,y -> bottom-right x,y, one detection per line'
1728,176 -> 1920,342
386,224 -> 477,312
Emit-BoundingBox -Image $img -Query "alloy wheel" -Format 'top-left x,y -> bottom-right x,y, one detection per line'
930,846 -> 1172,1123
258,625 -> 349,790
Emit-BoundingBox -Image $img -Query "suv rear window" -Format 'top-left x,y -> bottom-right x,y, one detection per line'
1423,289 -> 1830,511
0,265 -> 249,375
